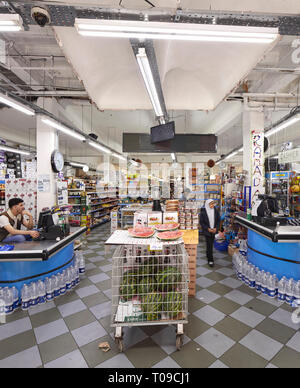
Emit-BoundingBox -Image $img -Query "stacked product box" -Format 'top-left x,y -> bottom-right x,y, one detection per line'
178,201 -> 199,230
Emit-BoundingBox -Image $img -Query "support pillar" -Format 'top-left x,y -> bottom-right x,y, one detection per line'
36,98 -> 59,215
243,109 -> 265,208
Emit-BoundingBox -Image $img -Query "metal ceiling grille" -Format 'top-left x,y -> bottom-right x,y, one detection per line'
0,2 -> 299,35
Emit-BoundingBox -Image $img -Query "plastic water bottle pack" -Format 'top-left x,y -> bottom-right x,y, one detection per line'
3,254 -> 85,315
232,251 -> 300,306
19,259 -> 82,313
0,286 -> 19,315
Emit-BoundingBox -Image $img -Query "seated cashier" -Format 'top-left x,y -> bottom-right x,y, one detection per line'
0,198 -> 39,243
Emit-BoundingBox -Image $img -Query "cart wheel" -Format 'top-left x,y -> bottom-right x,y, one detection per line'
176,334 -> 183,351
115,337 -> 124,352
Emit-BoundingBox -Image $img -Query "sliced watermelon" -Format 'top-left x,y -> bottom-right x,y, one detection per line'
157,230 -> 183,241
128,227 -> 155,238
155,223 -> 180,232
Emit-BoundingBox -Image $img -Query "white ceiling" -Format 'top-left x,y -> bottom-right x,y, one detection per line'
54,25 -> 279,111
0,2 -> 299,167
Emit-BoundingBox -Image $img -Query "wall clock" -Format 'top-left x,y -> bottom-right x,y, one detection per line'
51,150 -> 64,173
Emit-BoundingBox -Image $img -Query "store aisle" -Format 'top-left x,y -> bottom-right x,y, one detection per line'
0,224 -> 299,368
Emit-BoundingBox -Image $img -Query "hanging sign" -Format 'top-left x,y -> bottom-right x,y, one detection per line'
251,130 -> 265,209
278,148 -> 300,164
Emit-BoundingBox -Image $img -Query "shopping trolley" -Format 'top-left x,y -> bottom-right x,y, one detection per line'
111,243 -> 189,352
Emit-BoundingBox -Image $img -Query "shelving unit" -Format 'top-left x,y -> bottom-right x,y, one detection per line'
86,190 -> 119,227
0,180 -> 5,212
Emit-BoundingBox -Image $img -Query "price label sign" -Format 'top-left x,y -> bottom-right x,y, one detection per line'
149,242 -> 163,251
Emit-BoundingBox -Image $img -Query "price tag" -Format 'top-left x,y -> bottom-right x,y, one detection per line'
149,242 -> 163,251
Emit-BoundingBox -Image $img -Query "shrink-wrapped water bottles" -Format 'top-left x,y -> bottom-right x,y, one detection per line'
21,284 -> 31,311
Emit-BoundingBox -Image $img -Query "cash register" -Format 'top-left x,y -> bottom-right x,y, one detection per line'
37,210 -> 70,240
252,195 -> 288,226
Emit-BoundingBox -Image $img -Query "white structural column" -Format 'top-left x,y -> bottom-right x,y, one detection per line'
36,98 -> 59,215
243,109 -> 265,206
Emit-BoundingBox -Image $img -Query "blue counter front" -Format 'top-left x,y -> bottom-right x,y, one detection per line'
247,229 -> 300,281
236,216 -> 300,281
0,227 -> 86,294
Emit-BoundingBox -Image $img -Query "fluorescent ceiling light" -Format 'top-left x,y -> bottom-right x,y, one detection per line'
41,117 -> 85,141
0,145 -> 30,155
112,153 -> 126,161
0,94 -> 35,116
88,141 -> 111,154
75,19 -> 278,44
0,14 -> 23,32
69,162 -> 87,168
224,151 -> 238,160
265,114 -> 300,138
136,48 -> 163,117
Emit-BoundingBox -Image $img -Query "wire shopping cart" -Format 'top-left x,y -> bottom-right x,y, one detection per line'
111,243 -> 189,352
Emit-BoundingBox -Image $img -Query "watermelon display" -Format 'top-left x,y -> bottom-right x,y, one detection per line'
157,230 -> 182,241
119,270 -> 138,301
140,257 -> 160,275
128,227 -> 155,238
155,223 -> 180,232
137,276 -> 156,296
141,292 -> 163,321
157,266 -> 182,292
164,292 -> 183,318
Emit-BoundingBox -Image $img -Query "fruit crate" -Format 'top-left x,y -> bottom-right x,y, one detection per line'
111,244 -> 189,351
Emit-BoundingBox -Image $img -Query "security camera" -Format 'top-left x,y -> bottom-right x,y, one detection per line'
31,7 -> 51,27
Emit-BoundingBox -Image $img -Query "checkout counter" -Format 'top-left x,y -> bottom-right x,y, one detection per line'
0,212 -> 87,294
235,214 -> 300,281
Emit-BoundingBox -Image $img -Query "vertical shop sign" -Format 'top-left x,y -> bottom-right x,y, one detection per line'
251,130 -> 265,207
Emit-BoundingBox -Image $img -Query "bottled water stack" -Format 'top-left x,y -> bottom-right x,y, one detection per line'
233,250 -> 300,306
19,260 -> 81,312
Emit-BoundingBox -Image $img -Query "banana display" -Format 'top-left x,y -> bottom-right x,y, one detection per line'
119,265 -> 184,319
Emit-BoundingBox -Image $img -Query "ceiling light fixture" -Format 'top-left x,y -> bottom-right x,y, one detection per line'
171,153 -> 176,161
88,141 -> 111,154
136,48 -> 163,117
0,14 -> 23,32
224,151 -> 239,160
0,145 -> 30,156
41,117 -> 85,141
75,19 -> 278,44
0,93 -> 35,116
69,162 -> 89,171
265,114 -> 300,138
112,153 -> 127,161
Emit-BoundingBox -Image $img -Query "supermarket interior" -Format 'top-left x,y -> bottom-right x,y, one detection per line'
0,0 -> 300,370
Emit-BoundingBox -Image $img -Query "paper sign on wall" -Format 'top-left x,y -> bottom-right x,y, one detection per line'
38,175 -> 51,193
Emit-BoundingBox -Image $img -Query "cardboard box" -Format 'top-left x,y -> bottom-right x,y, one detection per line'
228,245 -> 239,257
134,211 -> 148,227
147,212 -> 162,226
163,212 -> 178,224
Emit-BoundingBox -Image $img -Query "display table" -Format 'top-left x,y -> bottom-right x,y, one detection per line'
0,227 -> 86,292
235,215 -> 300,280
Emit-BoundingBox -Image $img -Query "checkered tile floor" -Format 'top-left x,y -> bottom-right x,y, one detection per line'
0,224 -> 300,368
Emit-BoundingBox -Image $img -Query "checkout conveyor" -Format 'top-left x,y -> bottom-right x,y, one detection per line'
0,226 -> 87,293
